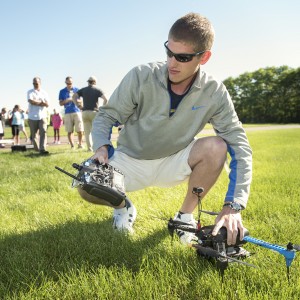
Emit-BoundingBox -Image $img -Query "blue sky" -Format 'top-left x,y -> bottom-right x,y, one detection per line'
1,0 -> 299,112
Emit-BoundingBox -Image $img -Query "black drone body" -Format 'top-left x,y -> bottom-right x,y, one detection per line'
168,220 -> 253,276
168,187 -> 300,279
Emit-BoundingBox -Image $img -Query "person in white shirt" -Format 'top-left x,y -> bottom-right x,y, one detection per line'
27,77 -> 50,154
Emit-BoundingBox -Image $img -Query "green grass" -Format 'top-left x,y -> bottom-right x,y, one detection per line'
0,129 -> 300,299
2,124 -> 119,139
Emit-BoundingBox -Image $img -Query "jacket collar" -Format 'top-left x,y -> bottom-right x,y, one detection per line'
159,63 -> 203,91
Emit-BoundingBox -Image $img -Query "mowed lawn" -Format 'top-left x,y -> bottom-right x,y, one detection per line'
0,127 -> 299,299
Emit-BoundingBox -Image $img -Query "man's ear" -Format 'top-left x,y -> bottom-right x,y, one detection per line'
200,51 -> 212,65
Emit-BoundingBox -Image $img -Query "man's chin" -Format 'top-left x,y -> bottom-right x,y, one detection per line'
168,74 -> 182,84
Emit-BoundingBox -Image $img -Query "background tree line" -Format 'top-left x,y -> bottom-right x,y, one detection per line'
223,66 -> 300,123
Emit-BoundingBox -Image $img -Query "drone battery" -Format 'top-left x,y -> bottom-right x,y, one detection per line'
11,145 -> 34,152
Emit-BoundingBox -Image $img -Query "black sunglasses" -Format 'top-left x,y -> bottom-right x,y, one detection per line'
164,41 -> 206,63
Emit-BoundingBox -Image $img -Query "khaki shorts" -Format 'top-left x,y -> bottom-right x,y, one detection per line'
64,112 -> 83,133
109,140 -> 197,192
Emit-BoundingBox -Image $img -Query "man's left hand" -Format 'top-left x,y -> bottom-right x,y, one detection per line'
211,206 -> 246,245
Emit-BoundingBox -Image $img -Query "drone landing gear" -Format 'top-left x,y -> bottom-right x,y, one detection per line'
195,241 -> 252,280
227,246 -> 251,259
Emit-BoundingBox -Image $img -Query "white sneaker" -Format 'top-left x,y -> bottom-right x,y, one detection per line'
173,212 -> 197,244
113,199 -> 137,233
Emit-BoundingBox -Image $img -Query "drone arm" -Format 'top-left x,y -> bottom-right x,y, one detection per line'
243,236 -> 296,267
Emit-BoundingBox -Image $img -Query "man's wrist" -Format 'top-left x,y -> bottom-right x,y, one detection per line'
223,201 -> 244,212
95,145 -> 108,152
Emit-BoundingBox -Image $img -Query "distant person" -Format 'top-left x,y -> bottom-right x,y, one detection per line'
73,76 -> 108,151
19,109 -> 29,142
59,76 -> 84,149
78,13 -> 252,246
0,107 -> 6,148
27,77 -> 50,155
0,119 -> 3,148
51,109 -> 63,144
46,109 -> 51,129
10,105 -> 22,145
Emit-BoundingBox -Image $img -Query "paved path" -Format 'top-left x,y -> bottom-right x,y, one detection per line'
1,124 -> 299,150
200,124 -> 300,135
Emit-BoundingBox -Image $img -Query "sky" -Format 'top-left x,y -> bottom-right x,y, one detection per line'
1,0 -> 299,113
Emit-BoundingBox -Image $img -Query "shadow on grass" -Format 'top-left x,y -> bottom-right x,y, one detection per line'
1,150 -> 54,158
0,148 -> 74,158
23,150 -> 67,158
0,219 -> 184,297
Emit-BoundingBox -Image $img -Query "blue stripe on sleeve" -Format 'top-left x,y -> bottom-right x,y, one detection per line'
107,125 -> 115,159
225,145 -> 237,201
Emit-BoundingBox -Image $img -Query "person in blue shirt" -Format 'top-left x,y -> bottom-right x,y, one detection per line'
59,76 -> 84,149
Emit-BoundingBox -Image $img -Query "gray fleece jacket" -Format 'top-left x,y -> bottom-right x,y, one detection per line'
92,61 -> 252,208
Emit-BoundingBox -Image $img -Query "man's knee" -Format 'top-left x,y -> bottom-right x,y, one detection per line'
189,137 -> 227,167
211,136 -> 227,157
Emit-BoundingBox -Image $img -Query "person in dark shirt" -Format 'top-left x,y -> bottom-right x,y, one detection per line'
73,76 -> 108,151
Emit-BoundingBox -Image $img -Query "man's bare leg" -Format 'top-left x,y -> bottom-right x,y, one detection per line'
179,136 -> 227,213
68,132 -> 74,147
77,131 -> 83,146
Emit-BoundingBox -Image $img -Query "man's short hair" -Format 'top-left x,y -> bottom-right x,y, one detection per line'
33,76 -> 41,82
87,76 -> 97,84
168,13 -> 215,52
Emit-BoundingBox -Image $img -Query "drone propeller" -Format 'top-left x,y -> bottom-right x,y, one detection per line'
167,218 -> 198,237
199,209 -> 219,216
168,218 -> 192,226
293,244 -> 300,251
191,243 -> 220,258
151,216 -> 201,224
169,218 -> 204,228
287,242 -> 300,252
151,215 -> 194,225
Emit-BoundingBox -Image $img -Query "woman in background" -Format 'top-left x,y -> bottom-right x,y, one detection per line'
51,109 -> 63,144
10,105 -> 22,145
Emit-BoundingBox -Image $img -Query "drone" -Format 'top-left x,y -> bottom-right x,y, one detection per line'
168,187 -> 300,280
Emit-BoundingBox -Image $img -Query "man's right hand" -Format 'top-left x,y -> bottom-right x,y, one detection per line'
91,146 -> 109,164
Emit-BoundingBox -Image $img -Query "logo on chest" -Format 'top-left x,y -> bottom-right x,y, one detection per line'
192,105 -> 206,111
